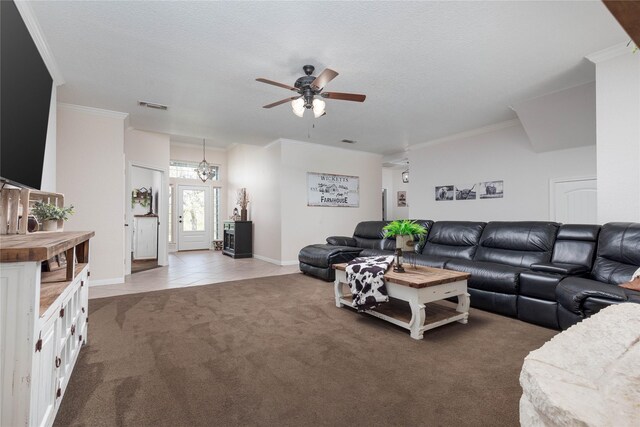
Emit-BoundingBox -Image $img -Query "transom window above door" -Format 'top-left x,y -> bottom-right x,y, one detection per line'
169,160 -> 219,181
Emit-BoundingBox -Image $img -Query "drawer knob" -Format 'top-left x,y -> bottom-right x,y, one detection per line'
71,324 -> 75,336
60,308 -> 65,318
55,356 -> 61,368
56,387 -> 61,398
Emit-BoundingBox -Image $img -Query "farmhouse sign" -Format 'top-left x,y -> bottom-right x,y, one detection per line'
307,172 -> 359,207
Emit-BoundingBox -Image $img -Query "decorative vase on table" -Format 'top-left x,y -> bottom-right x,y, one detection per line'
240,208 -> 247,221
43,220 -> 58,232
396,235 -> 414,252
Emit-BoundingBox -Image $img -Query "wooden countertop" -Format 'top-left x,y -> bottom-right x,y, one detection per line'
0,231 -> 95,262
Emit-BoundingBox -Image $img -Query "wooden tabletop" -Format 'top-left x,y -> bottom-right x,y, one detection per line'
333,262 -> 470,288
0,231 -> 95,262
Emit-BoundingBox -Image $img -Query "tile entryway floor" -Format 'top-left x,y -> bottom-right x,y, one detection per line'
89,250 -> 300,299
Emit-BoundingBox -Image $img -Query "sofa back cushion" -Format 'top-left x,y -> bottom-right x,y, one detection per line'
421,221 -> 486,260
551,224 -> 600,268
591,222 -> 640,284
474,221 -> 559,268
352,221 -> 388,249
409,219 -> 435,253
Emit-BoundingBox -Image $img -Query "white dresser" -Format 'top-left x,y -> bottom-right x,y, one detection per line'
0,231 -> 94,427
133,215 -> 158,260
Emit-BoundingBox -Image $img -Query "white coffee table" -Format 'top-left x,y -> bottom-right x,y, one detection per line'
333,263 -> 471,340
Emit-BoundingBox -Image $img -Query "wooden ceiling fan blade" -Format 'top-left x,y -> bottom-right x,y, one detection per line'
262,96 -> 300,109
311,68 -> 339,90
321,92 -> 366,102
256,78 -> 298,91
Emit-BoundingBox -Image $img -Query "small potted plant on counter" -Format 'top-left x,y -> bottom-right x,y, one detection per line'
383,219 -> 428,252
31,201 -> 74,232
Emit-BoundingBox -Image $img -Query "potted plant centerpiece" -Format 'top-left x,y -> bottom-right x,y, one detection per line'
383,219 -> 428,252
31,201 -> 74,232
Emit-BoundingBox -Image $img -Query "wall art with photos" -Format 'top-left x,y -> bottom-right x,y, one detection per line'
479,180 -> 504,199
397,191 -> 407,207
435,185 -> 454,201
455,183 -> 477,200
435,180 -> 503,202
307,172 -> 359,207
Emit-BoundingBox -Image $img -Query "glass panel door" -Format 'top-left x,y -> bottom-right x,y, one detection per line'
177,185 -> 210,250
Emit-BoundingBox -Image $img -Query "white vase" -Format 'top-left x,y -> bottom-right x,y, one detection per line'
43,220 -> 58,232
396,235 -> 414,252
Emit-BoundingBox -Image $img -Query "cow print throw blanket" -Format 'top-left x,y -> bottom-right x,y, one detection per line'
346,255 -> 394,311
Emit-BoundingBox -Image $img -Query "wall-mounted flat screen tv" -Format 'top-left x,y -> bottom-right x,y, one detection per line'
1,0 -> 53,190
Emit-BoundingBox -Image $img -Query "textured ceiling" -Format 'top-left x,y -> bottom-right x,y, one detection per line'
30,1 -> 626,154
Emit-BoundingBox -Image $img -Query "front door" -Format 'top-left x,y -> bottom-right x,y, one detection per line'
177,185 -> 210,250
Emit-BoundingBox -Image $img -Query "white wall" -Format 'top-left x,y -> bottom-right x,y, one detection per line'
40,85 -> 57,191
408,123 -> 597,222
280,140 -> 382,263
590,49 -> 640,223
57,104 -> 127,284
226,140 -> 382,264
227,143 -> 281,262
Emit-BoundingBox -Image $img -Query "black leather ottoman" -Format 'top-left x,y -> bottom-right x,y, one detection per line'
298,244 -> 363,281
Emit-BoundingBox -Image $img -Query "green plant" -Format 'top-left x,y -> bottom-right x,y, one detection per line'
383,220 -> 427,239
31,201 -> 74,222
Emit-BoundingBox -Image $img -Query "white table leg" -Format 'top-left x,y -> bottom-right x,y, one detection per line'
456,291 -> 470,324
409,301 -> 426,340
334,271 -> 345,308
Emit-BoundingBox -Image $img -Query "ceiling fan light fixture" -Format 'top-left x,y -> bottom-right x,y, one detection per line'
291,98 -> 305,117
312,98 -> 326,118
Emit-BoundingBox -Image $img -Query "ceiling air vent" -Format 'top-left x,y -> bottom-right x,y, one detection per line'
138,100 -> 168,110
341,139 -> 357,144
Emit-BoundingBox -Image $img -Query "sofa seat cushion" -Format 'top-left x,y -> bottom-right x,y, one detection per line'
359,248 -> 393,258
519,271 -> 562,301
413,254 -> 450,269
298,244 -> 362,268
445,259 -> 527,294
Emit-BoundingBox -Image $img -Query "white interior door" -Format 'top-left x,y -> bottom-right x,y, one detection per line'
177,185 -> 211,250
551,177 -> 597,224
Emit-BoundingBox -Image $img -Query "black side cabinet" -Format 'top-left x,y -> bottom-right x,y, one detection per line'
222,221 -> 252,258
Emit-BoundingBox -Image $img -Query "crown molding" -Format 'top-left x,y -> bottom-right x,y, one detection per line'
586,42 -> 635,64
169,140 -> 228,152
58,103 -> 129,120
409,119 -> 521,151
14,0 -> 65,85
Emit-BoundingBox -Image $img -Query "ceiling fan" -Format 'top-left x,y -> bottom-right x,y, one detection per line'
256,65 -> 366,118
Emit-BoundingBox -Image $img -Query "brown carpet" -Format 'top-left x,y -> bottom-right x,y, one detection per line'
55,273 -> 556,427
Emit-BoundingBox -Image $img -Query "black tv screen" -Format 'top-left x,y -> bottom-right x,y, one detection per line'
1,0 -> 53,190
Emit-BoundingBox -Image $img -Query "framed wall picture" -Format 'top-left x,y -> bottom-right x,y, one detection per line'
455,183 -> 477,200
479,180 -> 504,199
307,172 -> 359,207
397,191 -> 407,207
435,185 -> 454,201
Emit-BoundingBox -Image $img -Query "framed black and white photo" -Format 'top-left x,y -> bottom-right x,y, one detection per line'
397,191 -> 407,207
435,185 -> 454,201
455,183 -> 477,200
307,172 -> 359,207
479,180 -> 504,199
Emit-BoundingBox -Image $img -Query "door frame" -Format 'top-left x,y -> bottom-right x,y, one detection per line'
126,162 -> 169,276
177,183 -> 212,251
549,175 -> 597,222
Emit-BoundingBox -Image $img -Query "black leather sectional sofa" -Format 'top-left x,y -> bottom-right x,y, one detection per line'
298,220 -> 640,330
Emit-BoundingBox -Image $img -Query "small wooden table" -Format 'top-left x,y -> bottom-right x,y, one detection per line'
333,263 -> 471,340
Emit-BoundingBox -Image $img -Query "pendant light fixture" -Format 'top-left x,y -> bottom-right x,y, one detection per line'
195,139 -> 216,182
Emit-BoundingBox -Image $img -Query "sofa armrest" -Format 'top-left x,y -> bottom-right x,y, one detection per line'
326,236 -> 357,247
530,262 -> 588,276
556,277 -> 628,315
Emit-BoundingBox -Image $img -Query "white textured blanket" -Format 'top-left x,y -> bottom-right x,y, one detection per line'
346,256 -> 394,311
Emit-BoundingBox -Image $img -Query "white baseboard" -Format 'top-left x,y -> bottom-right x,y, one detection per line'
89,277 -> 125,287
254,255 -> 299,267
